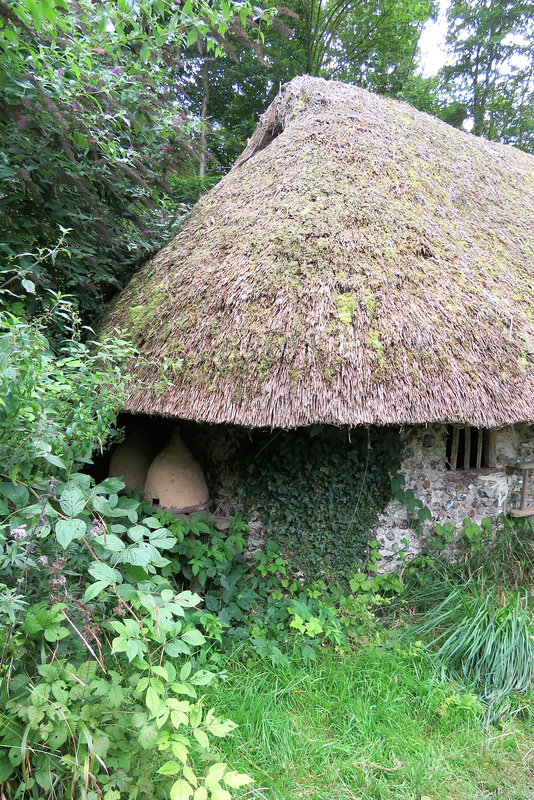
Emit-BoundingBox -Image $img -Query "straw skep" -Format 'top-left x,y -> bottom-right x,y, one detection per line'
106,75 -> 534,428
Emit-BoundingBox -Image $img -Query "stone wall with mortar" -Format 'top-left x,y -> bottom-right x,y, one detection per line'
374,423 -> 534,572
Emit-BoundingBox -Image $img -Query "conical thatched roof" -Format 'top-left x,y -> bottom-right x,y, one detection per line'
107,75 -> 534,429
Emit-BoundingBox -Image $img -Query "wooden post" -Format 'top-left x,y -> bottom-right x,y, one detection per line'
464,426 -> 471,470
520,469 -> 529,511
476,430 -> 483,469
485,430 -> 497,469
450,426 -> 459,470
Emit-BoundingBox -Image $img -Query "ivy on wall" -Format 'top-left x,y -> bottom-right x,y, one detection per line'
239,426 -> 402,583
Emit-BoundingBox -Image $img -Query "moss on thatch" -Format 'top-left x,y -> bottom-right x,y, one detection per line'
106,76 -> 534,428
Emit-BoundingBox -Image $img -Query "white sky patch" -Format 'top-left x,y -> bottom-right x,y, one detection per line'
418,0 -> 451,77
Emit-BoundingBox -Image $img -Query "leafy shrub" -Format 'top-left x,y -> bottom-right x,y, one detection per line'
0,308 -> 250,799
0,303 -> 131,483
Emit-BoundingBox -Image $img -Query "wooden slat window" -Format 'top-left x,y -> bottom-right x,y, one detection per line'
447,426 -> 496,471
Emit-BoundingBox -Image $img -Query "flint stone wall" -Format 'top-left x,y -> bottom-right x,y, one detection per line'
375,423 -> 534,572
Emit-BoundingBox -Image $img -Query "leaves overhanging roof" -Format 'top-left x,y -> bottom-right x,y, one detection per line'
106,75 -> 534,428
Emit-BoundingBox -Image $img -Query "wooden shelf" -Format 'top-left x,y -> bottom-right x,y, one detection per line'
510,506 -> 534,518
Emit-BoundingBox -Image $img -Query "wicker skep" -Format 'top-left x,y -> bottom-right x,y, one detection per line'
106,75 -> 534,429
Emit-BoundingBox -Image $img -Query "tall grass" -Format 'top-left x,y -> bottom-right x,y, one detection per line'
208,647 -> 534,800
412,588 -> 533,702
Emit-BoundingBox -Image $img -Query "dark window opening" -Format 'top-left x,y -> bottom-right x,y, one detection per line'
446,426 -> 496,470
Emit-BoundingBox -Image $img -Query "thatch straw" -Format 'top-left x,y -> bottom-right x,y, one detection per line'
105,76 -> 534,428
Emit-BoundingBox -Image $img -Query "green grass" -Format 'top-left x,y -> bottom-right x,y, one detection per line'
207,645 -> 534,800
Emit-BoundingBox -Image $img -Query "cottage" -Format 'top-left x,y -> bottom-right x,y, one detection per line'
105,76 -> 534,568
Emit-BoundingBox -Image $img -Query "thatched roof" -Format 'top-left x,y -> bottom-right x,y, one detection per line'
106,75 -> 534,429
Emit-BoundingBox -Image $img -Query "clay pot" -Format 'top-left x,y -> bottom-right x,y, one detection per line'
144,429 -> 209,512
109,426 -> 153,491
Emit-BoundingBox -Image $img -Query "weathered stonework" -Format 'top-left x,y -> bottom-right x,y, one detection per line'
375,424 -> 534,572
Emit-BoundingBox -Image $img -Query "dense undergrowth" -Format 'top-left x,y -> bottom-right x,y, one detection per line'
2,304 -> 534,800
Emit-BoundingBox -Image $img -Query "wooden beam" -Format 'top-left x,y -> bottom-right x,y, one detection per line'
510,506 -> 534,518
520,469 -> 530,510
450,426 -> 459,470
464,426 -> 471,470
485,429 -> 497,469
476,429 -> 483,469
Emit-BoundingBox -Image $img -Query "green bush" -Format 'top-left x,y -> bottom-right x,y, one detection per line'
0,307 -> 250,799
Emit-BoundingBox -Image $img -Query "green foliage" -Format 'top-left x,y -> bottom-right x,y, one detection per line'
439,0 -> 534,151
179,0 -> 437,176
205,646 -> 534,800
391,472 -> 432,533
0,0 -> 270,320
407,585 -> 534,725
0,308 -> 250,799
0,304 -> 132,483
241,427 -> 402,584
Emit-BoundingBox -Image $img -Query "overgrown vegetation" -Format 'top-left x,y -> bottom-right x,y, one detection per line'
0,306 -> 254,799
239,426 -> 402,584
4,2 -> 534,798
3,302 -> 534,799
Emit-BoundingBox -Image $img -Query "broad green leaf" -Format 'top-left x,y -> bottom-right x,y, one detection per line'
170,779 -> 194,800
165,640 -> 191,657
94,533 -> 125,552
146,684 -> 161,715
128,525 -> 150,542
171,740 -> 188,763
44,453 -> 66,468
192,728 -> 209,749
138,725 -> 158,750
210,788 -> 231,800
205,763 -> 227,785
171,682 -> 196,698
158,761 -> 184,776
223,771 -> 253,788
88,562 -> 122,584
190,670 -> 215,686
59,485 -> 86,517
180,662 -> 192,681
181,629 -> 206,647
56,518 -> 86,548
147,527 -> 176,548
207,721 -> 237,737
84,580 -> 110,602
